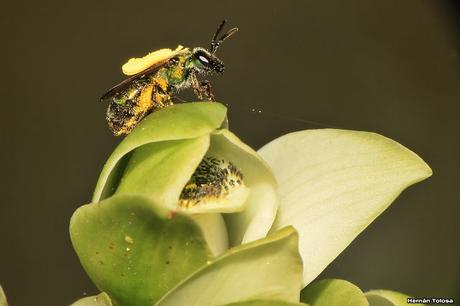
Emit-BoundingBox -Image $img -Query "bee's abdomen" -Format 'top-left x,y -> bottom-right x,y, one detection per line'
105,66 -> 187,136
106,98 -> 140,135
106,85 -> 155,136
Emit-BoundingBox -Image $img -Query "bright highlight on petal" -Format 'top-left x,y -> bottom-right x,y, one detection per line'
258,129 -> 432,286
122,45 -> 188,75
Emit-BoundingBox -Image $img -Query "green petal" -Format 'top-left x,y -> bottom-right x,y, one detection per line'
189,214 -> 229,256
258,129 -> 432,286
208,129 -> 278,246
0,285 -> 8,306
300,279 -> 369,306
365,290 -> 420,306
70,194 -> 212,306
156,227 -> 303,306
116,135 -> 210,210
118,133 -> 249,215
70,292 -> 113,306
221,300 -> 308,306
113,135 -> 229,255
93,102 -> 227,202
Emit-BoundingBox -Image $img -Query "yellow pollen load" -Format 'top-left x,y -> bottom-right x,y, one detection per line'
122,45 -> 188,76
137,86 -> 153,110
155,77 -> 168,91
121,117 -> 137,135
171,66 -> 184,80
117,86 -> 154,136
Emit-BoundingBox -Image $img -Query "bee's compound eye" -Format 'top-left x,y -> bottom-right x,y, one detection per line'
198,55 -> 210,64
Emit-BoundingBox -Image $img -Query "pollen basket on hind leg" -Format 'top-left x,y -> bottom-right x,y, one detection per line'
106,85 -> 156,135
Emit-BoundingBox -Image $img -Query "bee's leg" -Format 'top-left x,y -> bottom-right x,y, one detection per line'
191,75 -> 215,101
151,82 -> 172,109
199,80 -> 215,102
191,74 -> 204,100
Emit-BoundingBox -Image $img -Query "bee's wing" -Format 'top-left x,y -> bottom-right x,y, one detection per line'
100,58 -> 170,101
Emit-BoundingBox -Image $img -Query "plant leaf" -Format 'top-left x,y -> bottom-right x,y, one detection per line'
221,299 -> 308,306
70,194 -> 212,306
70,292 -> 113,306
365,290 -> 421,306
0,285 -> 7,306
300,279 -> 369,306
156,227 -> 303,306
258,129 -> 432,286
208,129 -> 278,246
93,102 -> 227,202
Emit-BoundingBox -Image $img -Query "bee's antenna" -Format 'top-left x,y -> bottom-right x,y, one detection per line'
210,20 -> 238,53
211,20 -> 227,49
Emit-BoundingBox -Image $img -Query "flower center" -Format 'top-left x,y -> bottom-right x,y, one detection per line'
179,156 -> 246,209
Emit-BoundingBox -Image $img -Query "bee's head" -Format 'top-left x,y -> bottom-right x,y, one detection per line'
192,48 -> 225,73
209,20 -> 238,54
191,20 -> 238,74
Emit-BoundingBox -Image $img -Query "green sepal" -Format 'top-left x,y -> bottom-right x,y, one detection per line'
300,279 -> 369,306
70,194 -> 212,306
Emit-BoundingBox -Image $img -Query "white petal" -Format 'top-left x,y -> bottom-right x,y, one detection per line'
258,129 -> 432,286
209,129 -> 279,246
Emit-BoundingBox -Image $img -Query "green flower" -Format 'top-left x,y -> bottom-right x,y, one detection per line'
90,102 -> 278,255
70,102 -> 431,306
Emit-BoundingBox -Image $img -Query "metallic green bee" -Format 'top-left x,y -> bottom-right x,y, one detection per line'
100,20 -> 238,136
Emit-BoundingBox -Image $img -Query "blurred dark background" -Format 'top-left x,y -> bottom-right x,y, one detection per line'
1,0 -> 459,305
